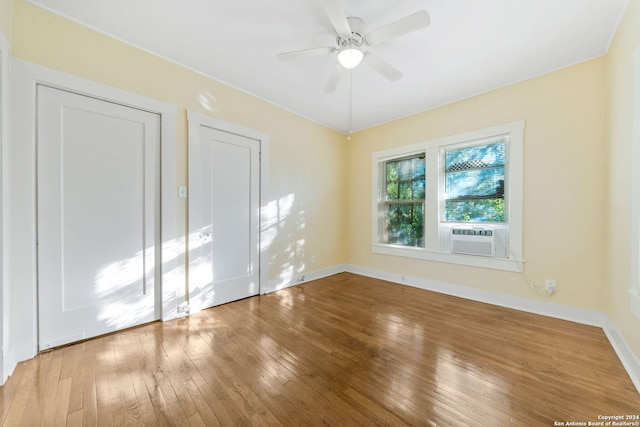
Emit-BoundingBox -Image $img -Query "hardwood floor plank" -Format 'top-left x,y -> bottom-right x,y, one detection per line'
94,338 -> 113,427
157,334 -> 201,420
119,331 -> 159,426
78,339 -> 100,427
66,409 -> 82,427
1,359 -> 41,427
50,377 -> 72,427
1,272 -> 639,426
183,378 -> 222,427
60,344 -> 85,419
187,412 -> 206,427
25,352 -> 62,427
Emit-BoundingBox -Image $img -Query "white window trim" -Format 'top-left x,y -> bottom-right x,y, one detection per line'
631,42 -> 640,320
371,121 -> 524,272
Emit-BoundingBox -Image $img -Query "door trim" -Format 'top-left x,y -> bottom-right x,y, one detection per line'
187,111 -> 269,312
9,58 -> 182,364
0,30 -> 9,384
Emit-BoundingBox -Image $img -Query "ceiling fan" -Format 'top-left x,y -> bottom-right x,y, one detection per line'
277,0 -> 430,92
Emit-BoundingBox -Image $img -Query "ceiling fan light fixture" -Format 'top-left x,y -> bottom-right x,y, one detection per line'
337,47 -> 363,69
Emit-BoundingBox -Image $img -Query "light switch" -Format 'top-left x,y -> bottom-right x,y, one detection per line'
178,186 -> 187,199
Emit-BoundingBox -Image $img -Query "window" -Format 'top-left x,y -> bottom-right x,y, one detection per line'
372,121 -> 523,272
380,155 -> 425,247
444,138 -> 506,223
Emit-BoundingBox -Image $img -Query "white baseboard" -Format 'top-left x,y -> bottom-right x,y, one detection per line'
344,264 -> 640,393
345,264 -> 606,326
263,264 -> 348,294
603,317 -> 640,393
2,346 -> 16,386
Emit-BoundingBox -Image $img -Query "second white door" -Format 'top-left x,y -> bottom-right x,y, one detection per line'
189,123 -> 261,310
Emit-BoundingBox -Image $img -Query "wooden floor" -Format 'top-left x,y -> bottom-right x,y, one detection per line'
1,273 -> 638,426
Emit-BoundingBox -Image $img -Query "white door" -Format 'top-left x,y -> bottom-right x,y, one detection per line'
37,85 -> 160,350
189,124 -> 260,310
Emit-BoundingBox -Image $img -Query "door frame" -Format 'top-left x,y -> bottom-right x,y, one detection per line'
187,111 -> 269,313
8,59 -> 182,365
0,30 -> 9,384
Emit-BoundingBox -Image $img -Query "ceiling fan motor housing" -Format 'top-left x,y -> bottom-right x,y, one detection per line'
337,17 -> 366,48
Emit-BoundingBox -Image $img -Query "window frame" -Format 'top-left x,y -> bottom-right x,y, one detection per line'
371,121 -> 524,272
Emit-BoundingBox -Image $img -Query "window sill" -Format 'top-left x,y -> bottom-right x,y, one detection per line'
630,289 -> 640,320
372,244 -> 523,272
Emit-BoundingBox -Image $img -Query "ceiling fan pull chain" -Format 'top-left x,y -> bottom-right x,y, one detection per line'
348,69 -> 353,135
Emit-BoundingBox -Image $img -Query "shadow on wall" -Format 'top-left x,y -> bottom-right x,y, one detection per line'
261,193 -> 308,291
94,191 -> 308,328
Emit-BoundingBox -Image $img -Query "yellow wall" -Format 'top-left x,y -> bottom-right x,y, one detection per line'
606,0 -> 640,357
0,0 -> 11,43
346,58 -> 608,310
10,0 -> 347,284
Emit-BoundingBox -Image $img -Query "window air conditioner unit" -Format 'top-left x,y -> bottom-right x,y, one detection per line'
450,226 -> 495,257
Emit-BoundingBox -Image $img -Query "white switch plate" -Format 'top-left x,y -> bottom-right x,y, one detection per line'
178,186 -> 187,198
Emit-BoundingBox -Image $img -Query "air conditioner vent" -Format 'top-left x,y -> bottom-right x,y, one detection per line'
450,226 -> 495,257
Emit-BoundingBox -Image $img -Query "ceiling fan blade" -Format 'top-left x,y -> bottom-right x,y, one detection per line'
362,52 -> 402,82
278,46 -> 336,61
324,0 -> 352,36
365,10 -> 430,46
277,46 -> 336,61
324,63 -> 344,93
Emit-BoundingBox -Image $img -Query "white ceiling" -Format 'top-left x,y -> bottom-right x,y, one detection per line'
28,0 -> 628,133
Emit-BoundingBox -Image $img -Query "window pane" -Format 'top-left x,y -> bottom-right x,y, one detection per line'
386,161 -> 398,182
386,181 -> 398,199
385,203 -> 424,247
445,199 -> 504,222
446,168 -> 505,199
385,155 -> 425,201
413,157 -> 425,179
399,160 -> 413,180
413,180 -> 425,199
399,181 -> 413,199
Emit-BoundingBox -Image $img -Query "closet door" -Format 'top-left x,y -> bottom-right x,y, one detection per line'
37,85 -> 160,350
189,124 -> 260,310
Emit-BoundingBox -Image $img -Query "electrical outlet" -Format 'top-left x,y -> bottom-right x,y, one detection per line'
545,279 -> 556,295
177,303 -> 190,315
